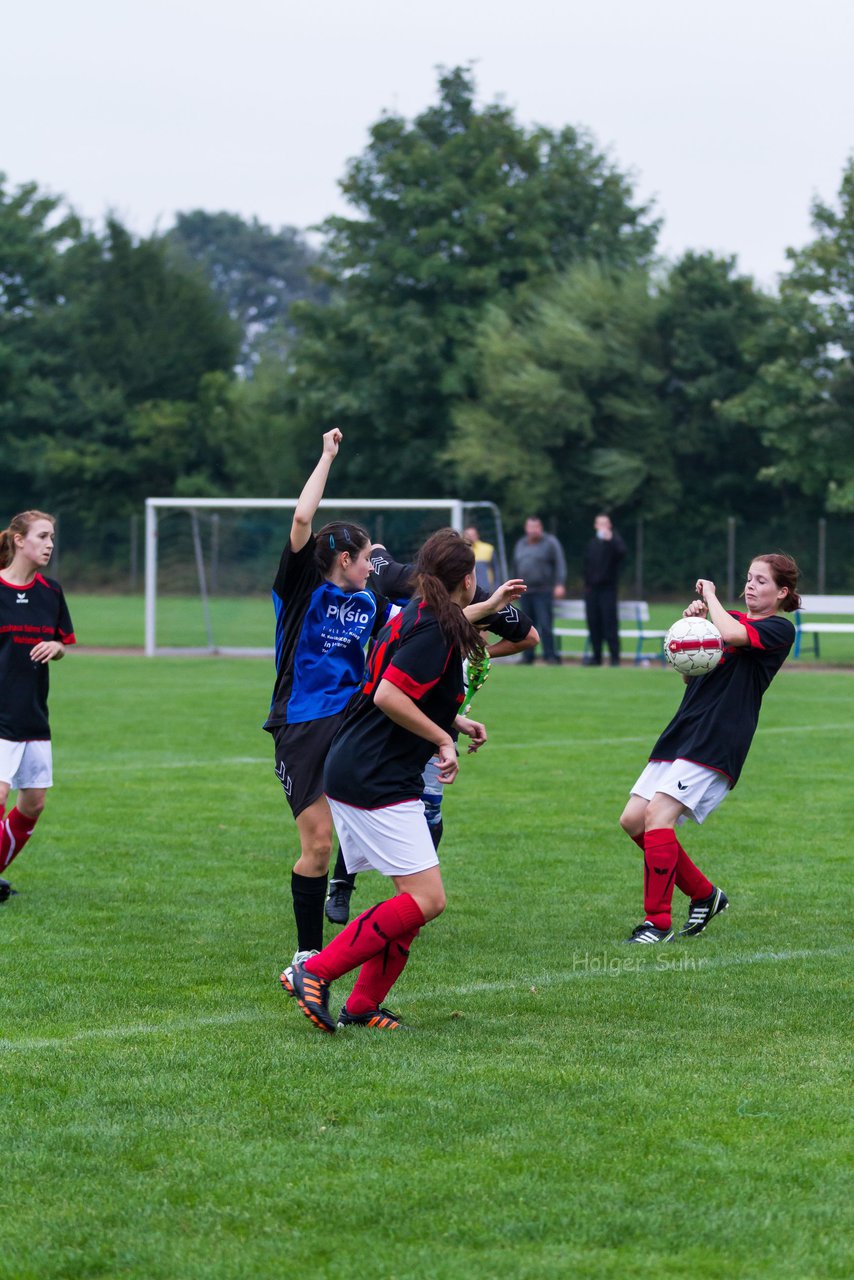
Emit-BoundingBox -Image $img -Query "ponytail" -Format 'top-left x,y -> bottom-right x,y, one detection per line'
0,510 -> 55,570
752,552 -> 802,613
415,529 -> 486,660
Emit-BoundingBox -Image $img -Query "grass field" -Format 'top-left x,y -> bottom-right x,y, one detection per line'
2,656 -> 853,1279
68,592 -> 854,666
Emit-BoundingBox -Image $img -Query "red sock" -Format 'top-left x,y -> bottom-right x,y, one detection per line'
1,807 -> 39,871
674,840 -> 713,901
630,833 -> 645,852
643,828 -> 679,929
345,926 -> 421,1015
306,893 -> 426,983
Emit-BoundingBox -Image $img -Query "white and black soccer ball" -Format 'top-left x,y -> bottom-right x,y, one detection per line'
664,617 -> 724,676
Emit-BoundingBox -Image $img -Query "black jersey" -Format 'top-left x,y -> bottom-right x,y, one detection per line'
649,612 -> 794,786
324,599 -> 464,809
368,545 -> 534,644
0,572 -> 75,740
264,538 -> 382,730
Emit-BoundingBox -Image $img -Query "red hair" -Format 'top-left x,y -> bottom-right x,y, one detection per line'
751,553 -> 801,613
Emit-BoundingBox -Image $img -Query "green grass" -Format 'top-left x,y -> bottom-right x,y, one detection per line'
2,658 -> 852,1278
70,592 -> 854,665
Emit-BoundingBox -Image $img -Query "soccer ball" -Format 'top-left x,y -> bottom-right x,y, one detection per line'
664,617 -> 724,676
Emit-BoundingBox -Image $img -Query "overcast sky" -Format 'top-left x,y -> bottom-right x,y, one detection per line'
5,0 -> 853,288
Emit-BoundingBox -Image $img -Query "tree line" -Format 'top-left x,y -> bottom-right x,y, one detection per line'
1,66 -> 852,586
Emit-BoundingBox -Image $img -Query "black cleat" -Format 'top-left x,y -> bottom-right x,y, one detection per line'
0,878 -> 17,903
325,879 -> 354,925
338,1003 -> 402,1030
279,949 -> 318,997
289,961 -> 336,1034
623,921 -> 675,944
679,887 -> 729,936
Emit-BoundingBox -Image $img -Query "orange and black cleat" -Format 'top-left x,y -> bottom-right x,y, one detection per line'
288,961 -> 336,1034
338,1003 -> 403,1030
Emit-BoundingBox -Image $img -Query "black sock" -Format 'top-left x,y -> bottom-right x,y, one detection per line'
291,871 -> 328,952
330,845 -> 356,889
428,819 -> 444,852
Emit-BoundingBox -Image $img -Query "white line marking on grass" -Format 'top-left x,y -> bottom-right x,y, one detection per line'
58,724 -> 852,777
0,1010 -> 273,1054
61,756 -> 269,777
3,945 -> 852,1055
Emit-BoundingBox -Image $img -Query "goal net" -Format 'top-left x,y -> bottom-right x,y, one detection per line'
144,497 -> 468,655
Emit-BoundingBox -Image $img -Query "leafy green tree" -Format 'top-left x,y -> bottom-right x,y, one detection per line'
724,160 -> 854,513
449,263 -> 674,525
658,251 -> 778,513
285,65 -> 659,497
165,210 -> 327,368
0,175 -> 82,513
4,214 -> 241,524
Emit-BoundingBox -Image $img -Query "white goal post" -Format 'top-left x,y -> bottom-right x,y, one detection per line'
144,496 -> 467,656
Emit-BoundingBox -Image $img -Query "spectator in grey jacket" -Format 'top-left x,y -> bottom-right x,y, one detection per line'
512,517 -> 567,664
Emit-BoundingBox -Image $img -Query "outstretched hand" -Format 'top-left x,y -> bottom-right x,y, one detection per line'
482,578 -> 527,612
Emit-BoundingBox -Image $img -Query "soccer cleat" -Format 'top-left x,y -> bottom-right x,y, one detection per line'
0,877 -> 17,904
679,887 -> 729,937
623,921 -> 675,944
338,1003 -> 402,1030
279,948 -> 319,997
325,879 -> 354,925
288,961 -> 336,1034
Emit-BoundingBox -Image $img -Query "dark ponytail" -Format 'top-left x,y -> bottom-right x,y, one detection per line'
752,552 -> 802,612
314,521 -> 370,576
415,529 -> 486,660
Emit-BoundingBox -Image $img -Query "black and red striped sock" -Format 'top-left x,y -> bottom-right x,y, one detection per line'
643,828 -> 679,929
345,926 -> 421,1015
306,893 -> 426,984
0,807 -> 39,871
674,840 -> 713,901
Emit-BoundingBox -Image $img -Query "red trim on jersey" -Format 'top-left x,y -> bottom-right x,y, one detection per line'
732,611 -> 764,649
59,630 -> 76,645
324,792 -> 422,812
382,665 -> 440,700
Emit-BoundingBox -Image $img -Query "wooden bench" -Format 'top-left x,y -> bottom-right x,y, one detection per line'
792,595 -> 854,658
553,600 -> 667,665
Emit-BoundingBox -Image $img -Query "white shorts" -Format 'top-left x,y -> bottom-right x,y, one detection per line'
327,797 -> 440,879
631,759 -> 730,826
0,739 -> 53,790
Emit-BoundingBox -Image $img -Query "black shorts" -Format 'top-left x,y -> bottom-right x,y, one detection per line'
272,714 -> 346,819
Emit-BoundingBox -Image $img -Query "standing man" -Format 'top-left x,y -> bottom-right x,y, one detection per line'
463,525 -> 496,593
512,516 -> 566,665
583,513 -> 627,667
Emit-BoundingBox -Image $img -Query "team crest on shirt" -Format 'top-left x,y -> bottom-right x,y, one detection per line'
326,599 -> 373,627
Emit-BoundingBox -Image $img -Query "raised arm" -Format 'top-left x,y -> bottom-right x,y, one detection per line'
692,579 -> 749,646
290,429 -> 342,553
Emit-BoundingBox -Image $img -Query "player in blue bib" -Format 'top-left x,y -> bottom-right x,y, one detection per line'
263,429 -> 384,971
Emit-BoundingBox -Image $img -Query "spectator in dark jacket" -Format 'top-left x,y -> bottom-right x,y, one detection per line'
583,514 -> 627,666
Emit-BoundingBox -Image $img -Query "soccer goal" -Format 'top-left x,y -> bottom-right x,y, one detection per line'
144,496 -> 467,656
